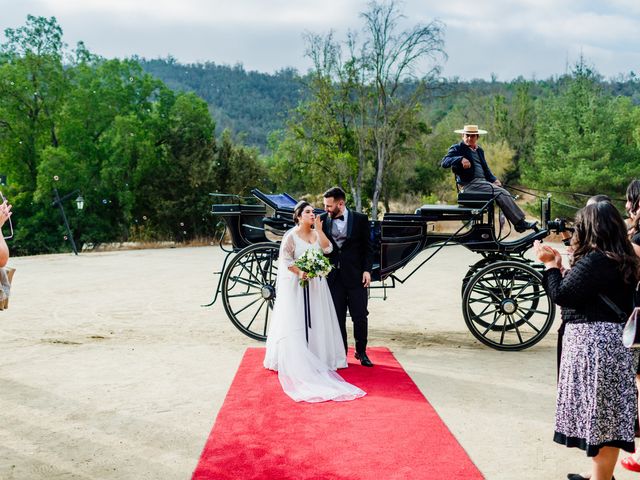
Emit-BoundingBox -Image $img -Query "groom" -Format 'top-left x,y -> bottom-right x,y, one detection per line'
321,187 -> 374,367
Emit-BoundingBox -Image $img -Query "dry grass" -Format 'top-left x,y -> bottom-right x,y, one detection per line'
82,236 -> 219,252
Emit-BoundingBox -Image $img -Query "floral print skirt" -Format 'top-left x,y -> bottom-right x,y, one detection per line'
554,322 -> 638,457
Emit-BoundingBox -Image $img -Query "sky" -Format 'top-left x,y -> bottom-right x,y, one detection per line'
1,0 -> 639,80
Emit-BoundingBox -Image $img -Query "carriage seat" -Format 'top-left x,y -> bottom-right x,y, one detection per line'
413,191 -> 496,220
456,191 -> 497,208
414,204 -> 480,221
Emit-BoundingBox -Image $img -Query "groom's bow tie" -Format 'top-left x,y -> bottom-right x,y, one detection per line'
334,215 -> 345,221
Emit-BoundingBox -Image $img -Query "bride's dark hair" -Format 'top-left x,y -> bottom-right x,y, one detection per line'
293,201 -> 312,225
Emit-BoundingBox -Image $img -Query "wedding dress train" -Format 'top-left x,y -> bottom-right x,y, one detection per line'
263,229 -> 365,402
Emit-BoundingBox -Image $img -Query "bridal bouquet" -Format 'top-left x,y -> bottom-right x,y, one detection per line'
294,248 -> 332,287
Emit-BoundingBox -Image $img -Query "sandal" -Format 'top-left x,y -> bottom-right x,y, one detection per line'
622,455 -> 640,472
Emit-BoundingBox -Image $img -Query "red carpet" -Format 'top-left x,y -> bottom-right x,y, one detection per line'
192,347 -> 484,480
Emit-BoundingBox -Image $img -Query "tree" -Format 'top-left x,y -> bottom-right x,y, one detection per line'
0,15 -> 269,254
0,15 -> 67,189
269,31 -> 365,205
523,60 -> 640,214
275,1 -> 445,215
492,80 -> 536,183
361,1 -> 446,217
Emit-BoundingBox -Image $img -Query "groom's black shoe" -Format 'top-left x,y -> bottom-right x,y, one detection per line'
355,351 -> 374,367
567,474 -> 615,480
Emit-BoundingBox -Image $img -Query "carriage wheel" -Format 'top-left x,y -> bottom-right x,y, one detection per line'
461,257 -> 497,297
221,242 -> 279,341
462,260 -> 555,351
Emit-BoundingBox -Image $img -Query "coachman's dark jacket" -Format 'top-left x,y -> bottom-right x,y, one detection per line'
441,141 -> 497,185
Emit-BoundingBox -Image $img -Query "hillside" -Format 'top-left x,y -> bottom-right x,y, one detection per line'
140,58 -> 305,151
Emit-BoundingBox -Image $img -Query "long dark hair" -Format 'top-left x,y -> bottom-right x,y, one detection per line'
293,201 -> 312,225
570,201 -> 640,284
626,179 -> 640,233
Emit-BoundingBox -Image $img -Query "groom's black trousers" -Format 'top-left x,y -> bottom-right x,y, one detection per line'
328,276 -> 368,354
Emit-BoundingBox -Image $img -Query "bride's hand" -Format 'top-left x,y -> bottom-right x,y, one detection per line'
298,270 -> 308,281
314,215 -> 323,230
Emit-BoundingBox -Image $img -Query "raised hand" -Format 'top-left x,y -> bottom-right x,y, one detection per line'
0,200 -> 12,228
533,240 -> 561,269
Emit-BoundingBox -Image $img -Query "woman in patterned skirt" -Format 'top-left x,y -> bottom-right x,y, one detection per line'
534,201 -> 640,480
620,179 -> 640,473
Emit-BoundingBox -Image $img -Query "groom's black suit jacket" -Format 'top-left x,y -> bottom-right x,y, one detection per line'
321,210 -> 373,289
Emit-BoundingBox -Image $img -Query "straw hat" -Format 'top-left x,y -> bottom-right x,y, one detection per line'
454,124 -> 487,135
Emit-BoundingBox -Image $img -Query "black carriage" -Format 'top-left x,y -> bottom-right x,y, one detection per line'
206,188 -> 563,351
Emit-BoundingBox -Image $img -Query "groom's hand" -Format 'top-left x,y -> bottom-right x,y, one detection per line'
362,271 -> 371,288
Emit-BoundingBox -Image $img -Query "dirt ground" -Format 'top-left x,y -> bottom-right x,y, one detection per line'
0,244 -> 636,480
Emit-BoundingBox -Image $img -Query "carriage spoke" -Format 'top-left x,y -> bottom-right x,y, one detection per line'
508,314 -> 523,343
499,314 -> 508,344
471,283 -> 502,302
481,311 -> 501,335
263,305 -> 269,336
228,275 -> 262,290
469,301 -> 492,319
474,307 -> 501,319
267,260 -> 278,283
506,274 -> 516,295
228,291 -> 261,298
237,259 -> 264,287
245,300 -> 265,330
512,279 -> 536,301
513,310 -> 542,333
491,271 -> 507,297
252,252 -> 273,283
514,292 -> 546,302
467,297 -> 496,306
232,296 -> 263,316
522,308 -> 550,316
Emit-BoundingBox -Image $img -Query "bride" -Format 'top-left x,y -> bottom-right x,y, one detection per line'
263,200 -> 366,403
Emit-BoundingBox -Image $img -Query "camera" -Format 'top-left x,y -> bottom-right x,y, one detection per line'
546,218 -> 574,246
546,218 -> 574,234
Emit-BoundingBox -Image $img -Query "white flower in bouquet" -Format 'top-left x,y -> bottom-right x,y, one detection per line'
294,248 -> 333,286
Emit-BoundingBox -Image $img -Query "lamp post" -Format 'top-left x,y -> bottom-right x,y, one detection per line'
52,188 -> 84,255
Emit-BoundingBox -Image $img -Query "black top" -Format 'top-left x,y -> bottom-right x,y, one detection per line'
542,250 -> 634,324
632,232 -> 640,246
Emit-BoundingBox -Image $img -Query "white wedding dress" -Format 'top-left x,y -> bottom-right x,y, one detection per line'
263,228 -> 366,402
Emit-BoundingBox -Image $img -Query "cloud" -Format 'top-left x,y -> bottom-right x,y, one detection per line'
38,0 -> 361,29
1,0 -> 637,79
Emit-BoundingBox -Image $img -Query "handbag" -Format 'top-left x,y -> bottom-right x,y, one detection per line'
623,307 -> 640,348
599,291 -> 640,348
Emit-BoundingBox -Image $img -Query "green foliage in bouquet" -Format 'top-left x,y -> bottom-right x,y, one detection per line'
294,248 -> 332,287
